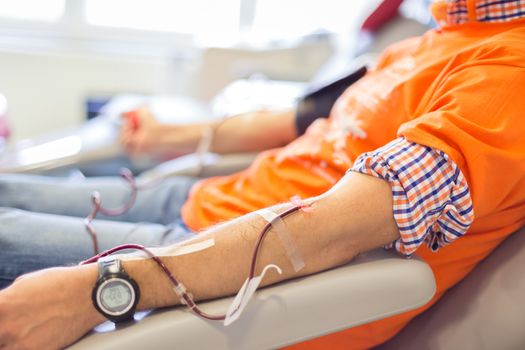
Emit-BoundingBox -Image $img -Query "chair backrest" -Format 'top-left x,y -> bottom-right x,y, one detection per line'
378,226 -> 525,350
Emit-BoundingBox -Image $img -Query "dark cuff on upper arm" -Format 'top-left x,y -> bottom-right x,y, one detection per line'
295,66 -> 367,135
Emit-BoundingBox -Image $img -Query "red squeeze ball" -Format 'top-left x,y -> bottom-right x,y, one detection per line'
124,110 -> 140,131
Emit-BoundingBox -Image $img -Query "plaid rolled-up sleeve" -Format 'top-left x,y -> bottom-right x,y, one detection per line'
350,137 -> 474,256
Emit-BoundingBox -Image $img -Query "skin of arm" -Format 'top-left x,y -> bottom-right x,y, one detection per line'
0,171 -> 399,350
119,107 -> 297,157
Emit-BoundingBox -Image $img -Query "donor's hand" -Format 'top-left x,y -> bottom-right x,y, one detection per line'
0,265 -> 103,350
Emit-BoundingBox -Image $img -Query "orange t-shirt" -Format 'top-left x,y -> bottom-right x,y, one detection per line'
181,3 -> 525,348
183,20 -> 525,237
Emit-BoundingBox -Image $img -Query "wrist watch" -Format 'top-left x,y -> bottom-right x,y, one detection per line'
92,257 -> 140,323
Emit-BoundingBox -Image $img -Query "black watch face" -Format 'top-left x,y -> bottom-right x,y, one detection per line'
97,278 -> 136,316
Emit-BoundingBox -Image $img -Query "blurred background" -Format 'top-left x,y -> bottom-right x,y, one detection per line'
0,0 -> 433,144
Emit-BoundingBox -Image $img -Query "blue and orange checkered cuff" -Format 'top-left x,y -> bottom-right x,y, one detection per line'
351,137 -> 474,256
447,0 -> 525,25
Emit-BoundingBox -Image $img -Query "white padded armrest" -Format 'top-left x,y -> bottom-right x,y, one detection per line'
69,249 -> 435,350
0,94 -> 212,174
0,117 -> 122,174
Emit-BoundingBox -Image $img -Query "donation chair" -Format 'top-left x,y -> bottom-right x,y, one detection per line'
70,252 -> 435,350
378,225 -> 525,350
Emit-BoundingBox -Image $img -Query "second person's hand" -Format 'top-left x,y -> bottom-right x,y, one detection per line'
119,107 -> 205,159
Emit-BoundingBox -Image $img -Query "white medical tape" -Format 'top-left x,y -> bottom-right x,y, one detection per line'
160,238 -> 215,256
116,238 -> 215,260
224,264 -> 282,326
255,209 -> 305,272
196,126 -> 215,157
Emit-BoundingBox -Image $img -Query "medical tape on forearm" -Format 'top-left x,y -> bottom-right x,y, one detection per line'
255,209 -> 305,272
195,118 -> 226,176
115,237 -> 215,260
224,264 -> 281,326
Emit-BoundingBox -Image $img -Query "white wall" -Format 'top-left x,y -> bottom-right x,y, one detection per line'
0,40 -> 332,143
194,41 -> 332,101
0,50 -> 196,142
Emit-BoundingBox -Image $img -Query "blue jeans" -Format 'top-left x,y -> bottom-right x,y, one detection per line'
0,174 -> 199,289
